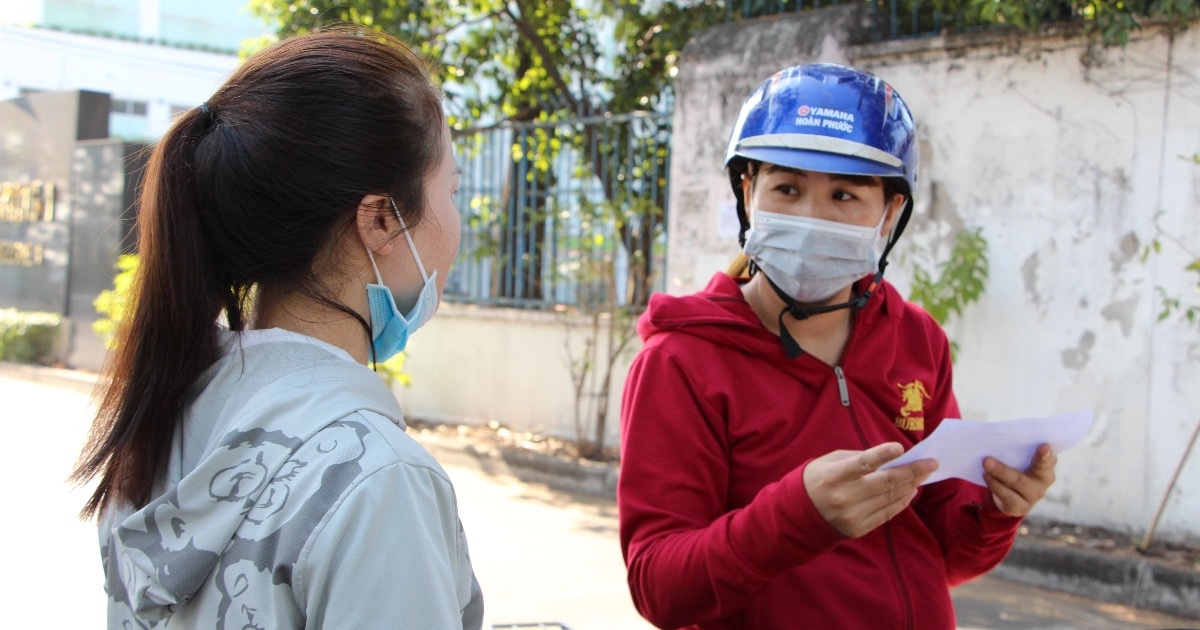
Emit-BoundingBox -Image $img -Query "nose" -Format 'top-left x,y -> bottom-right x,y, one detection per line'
793,193 -> 837,222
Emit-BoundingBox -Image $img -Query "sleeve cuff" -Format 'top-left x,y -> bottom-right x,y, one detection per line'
727,462 -> 847,576
967,486 -> 1024,537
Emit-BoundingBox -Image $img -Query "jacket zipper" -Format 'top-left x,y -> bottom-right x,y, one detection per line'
835,364 -> 916,630
833,366 -> 851,407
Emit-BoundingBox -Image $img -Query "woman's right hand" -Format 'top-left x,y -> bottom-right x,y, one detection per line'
803,442 -> 938,538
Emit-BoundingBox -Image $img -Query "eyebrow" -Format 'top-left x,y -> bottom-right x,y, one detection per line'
760,164 -> 879,187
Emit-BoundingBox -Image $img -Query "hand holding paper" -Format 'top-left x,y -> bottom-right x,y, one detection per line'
879,410 -> 1093,487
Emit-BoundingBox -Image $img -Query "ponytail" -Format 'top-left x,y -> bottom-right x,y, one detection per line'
726,252 -> 752,278
71,28 -> 446,518
73,110 -> 225,517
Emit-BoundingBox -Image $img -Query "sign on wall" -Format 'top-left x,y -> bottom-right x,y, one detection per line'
0,180 -> 55,269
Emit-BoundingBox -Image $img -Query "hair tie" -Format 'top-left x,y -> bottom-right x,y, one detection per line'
199,102 -> 215,127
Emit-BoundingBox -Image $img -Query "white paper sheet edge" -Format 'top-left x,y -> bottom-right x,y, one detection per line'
879,409 -> 1094,487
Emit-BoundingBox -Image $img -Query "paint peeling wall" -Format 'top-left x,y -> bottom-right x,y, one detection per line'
668,10 -> 1200,543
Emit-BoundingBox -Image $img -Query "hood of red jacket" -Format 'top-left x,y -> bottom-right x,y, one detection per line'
638,272 -> 900,362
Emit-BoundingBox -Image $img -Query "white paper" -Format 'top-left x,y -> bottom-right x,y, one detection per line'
880,410 -> 1093,487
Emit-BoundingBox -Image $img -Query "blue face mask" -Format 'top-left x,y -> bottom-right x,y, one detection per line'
365,201 -> 439,363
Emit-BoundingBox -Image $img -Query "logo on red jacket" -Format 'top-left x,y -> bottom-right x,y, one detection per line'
895,380 -> 930,431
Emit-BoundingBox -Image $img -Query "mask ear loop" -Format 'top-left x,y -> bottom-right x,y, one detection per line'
391,198 -> 430,282
362,247 -> 387,370
365,249 -> 386,285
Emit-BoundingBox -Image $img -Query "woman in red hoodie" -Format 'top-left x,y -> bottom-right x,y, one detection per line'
618,63 -> 1057,630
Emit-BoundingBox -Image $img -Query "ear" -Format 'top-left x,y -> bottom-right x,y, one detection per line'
356,194 -> 398,255
882,192 -> 907,237
740,172 -> 754,215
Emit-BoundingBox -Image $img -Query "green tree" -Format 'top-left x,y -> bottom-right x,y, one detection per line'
247,0 -> 721,303
907,228 -> 990,328
93,254 -> 140,349
558,192 -> 663,459
903,227 -> 991,357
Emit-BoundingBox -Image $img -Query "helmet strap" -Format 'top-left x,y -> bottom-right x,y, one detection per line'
731,168 -> 752,248
765,271 -> 882,360
737,196 -> 750,248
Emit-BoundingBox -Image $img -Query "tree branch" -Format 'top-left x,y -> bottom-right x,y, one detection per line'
450,104 -> 542,135
501,2 -> 581,114
427,8 -> 508,40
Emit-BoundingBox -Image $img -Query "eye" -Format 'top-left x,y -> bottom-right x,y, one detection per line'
774,184 -> 798,196
833,190 -> 858,202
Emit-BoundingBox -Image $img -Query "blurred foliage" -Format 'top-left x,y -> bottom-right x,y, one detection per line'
376,352 -> 413,388
246,0 -> 727,126
248,1 -> 687,304
1143,186 -> 1200,328
0,309 -> 61,365
961,0 -> 1195,45
557,191 -> 663,459
904,227 -> 990,357
93,254 -> 139,349
736,0 -> 1195,45
244,0 -> 1198,141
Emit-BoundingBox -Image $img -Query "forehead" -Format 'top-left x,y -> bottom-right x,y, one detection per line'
758,163 -> 881,188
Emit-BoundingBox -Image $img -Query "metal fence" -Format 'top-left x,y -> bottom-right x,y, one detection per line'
446,112 -> 670,310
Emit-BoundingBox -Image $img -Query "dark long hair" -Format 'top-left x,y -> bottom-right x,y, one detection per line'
71,27 -> 446,518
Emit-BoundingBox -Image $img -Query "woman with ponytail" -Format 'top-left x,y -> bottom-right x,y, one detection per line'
72,27 -> 482,629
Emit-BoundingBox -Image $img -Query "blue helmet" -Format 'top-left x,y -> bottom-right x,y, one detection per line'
725,63 -> 919,245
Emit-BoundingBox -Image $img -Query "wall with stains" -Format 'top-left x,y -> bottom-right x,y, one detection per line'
669,11 -> 1200,542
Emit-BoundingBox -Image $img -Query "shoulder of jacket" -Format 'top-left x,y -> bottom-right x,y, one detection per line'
341,409 -> 451,483
290,442 -> 460,610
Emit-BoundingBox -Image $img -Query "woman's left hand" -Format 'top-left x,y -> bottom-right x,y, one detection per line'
983,443 -> 1057,517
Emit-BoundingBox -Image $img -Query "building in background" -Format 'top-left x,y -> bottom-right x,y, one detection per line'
0,0 -> 268,141
0,1 -> 270,369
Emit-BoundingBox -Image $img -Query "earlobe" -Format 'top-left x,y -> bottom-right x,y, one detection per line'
356,194 -> 396,255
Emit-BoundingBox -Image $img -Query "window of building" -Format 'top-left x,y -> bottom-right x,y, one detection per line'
111,99 -> 148,116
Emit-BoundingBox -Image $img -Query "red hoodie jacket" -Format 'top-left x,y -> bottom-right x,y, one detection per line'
618,273 -> 1022,630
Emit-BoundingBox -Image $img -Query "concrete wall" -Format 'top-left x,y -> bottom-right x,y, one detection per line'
395,303 -> 635,451
666,10 -> 1200,543
65,140 -> 145,371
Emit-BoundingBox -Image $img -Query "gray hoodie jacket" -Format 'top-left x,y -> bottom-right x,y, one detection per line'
99,329 -> 484,629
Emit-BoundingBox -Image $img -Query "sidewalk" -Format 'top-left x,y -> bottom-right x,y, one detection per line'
409,424 -> 1200,623
7,360 -> 1199,622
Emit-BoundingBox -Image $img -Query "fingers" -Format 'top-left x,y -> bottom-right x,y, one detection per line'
1027,443 -> 1058,483
877,458 -> 939,490
864,488 -> 920,532
819,449 -> 866,463
825,478 -> 924,538
804,448 -> 937,538
984,444 -> 1058,516
829,442 -> 904,481
984,470 -> 1030,515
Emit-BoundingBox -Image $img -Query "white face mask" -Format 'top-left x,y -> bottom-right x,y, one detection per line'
743,208 -> 888,303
